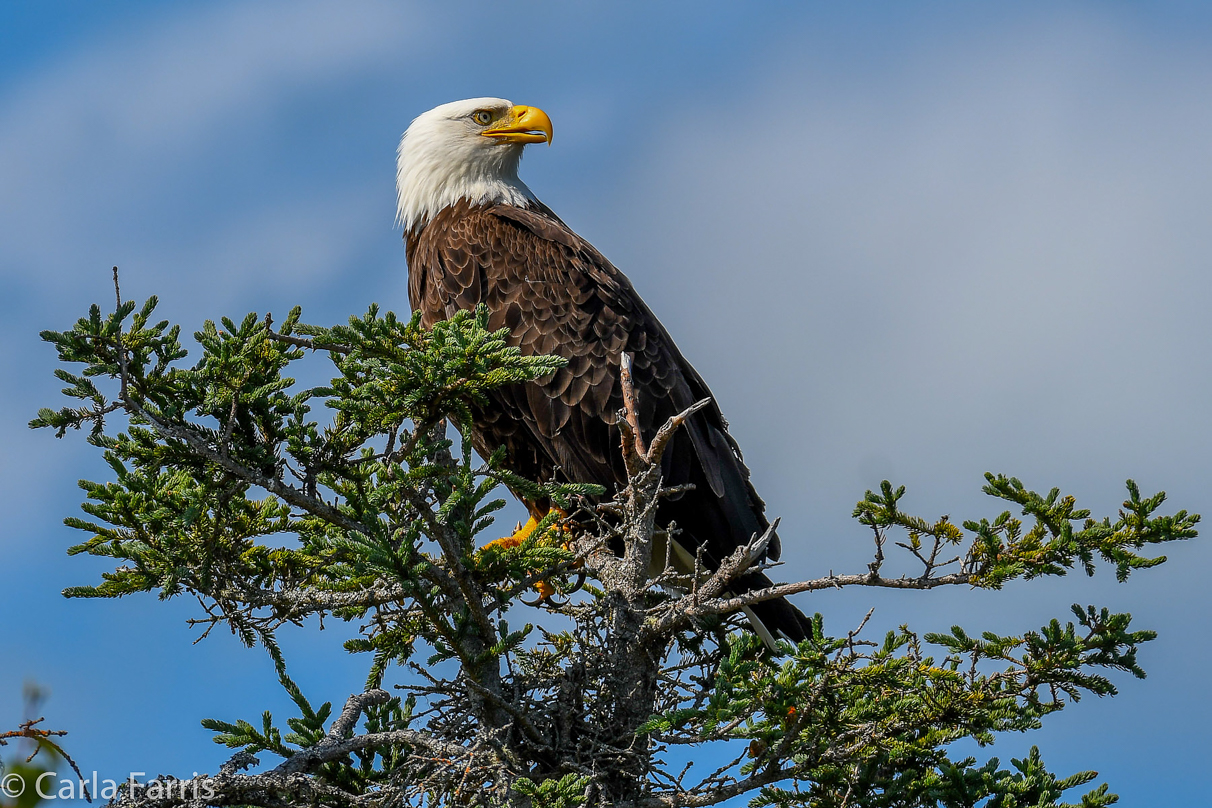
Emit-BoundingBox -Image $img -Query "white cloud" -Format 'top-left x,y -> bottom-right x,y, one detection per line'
616,12 -> 1212,544
0,0 -> 420,275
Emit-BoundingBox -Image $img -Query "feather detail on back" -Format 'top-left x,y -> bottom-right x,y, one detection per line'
406,201 -> 811,641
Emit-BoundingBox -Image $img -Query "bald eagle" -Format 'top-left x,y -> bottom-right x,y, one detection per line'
397,98 -> 811,644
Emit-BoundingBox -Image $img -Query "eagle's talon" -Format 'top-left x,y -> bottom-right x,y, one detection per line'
521,580 -> 559,607
520,569 -> 585,608
483,509 -> 583,607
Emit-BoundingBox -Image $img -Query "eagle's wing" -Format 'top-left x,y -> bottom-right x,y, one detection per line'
407,201 -> 809,640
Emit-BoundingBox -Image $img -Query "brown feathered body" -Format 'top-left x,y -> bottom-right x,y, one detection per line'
405,198 -> 811,642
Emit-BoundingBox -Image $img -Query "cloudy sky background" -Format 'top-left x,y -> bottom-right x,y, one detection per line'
2,1 -> 1210,802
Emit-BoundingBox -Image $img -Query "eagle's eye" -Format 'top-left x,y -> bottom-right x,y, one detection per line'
472,110 -> 493,126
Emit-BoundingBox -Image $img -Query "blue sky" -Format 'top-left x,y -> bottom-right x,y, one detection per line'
2,1 -> 1210,804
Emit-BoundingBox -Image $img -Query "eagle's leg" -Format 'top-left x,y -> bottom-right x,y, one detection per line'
480,503 -> 576,604
480,513 -> 545,553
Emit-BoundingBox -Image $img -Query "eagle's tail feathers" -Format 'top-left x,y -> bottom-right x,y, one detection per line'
744,595 -> 813,646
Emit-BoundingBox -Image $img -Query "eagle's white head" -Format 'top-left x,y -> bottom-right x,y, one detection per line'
396,97 -> 554,233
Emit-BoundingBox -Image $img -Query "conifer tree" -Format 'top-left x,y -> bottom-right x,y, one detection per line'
32,276 -> 1198,806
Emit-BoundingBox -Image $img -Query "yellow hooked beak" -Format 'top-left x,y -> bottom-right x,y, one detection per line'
481,105 -> 553,145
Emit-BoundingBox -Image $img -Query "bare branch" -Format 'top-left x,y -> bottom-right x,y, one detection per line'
619,352 -> 647,459
276,690 -> 471,775
645,398 -> 711,466
687,570 -> 972,618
